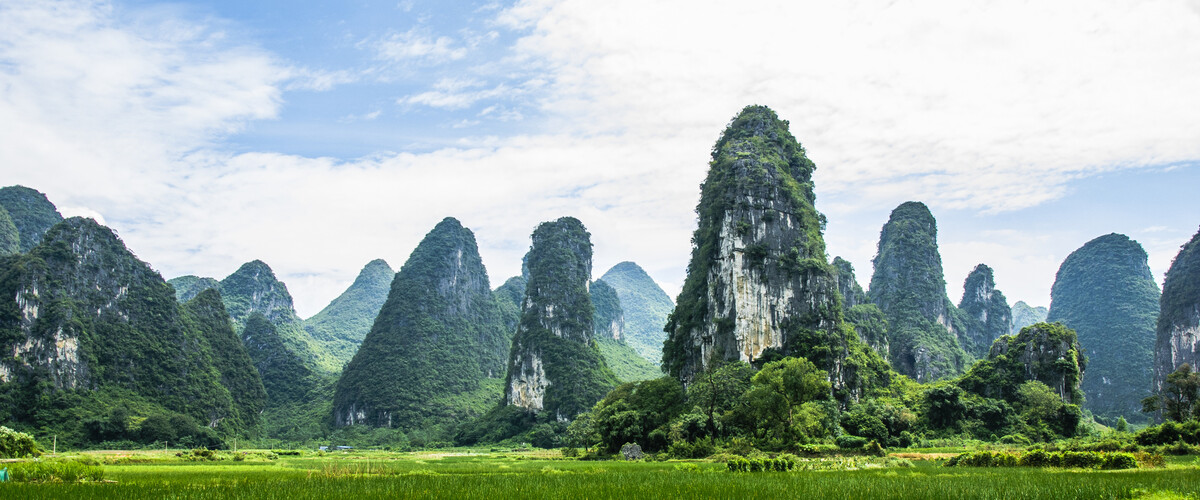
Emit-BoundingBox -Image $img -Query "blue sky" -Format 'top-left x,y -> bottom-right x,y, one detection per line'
2,0 -> 1198,316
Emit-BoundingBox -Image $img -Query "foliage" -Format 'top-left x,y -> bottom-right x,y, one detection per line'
333,218 -> 512,432
599,262 -> 674,365
945,450 -> 1139,469
958,322 -> 1086,406
1136,420 -> 1200,446
0,426 -> 41,457
1048,233 -> 1160,423
868,201 -> 969,382
596,336 -> 662,383
303,259 -> 394,368
0,185 -> 64,252
167,275 -> 220,302
1143,364 -> 1200,422
588,377 -> 687,453
743,357 -> 832,444
0,206 -> 20,256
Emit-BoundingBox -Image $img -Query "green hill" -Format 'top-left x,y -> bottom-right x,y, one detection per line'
599,262 -> 673,365
1048,233 -> 1160,423
332,218 -> 513,432
304,259 -> 395,368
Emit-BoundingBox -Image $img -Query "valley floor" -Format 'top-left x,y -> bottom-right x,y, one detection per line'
2,449 -> 1199,499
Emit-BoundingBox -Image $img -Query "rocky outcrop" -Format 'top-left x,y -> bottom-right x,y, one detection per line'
1011,301 -> 1048,335
663,105 -> 889,400
1048,233 -> 1159,422
1154,228 -> 1200,395
599,261 -> 674,364
504,217 -> 617,419
304,258 -> 395,367
960,322 -> 1085,404
333,218 -> 513,429
958,264 -> 1013,358
833,257 -> 867,309
0,185 -> 63,252
868,201 -> 968,382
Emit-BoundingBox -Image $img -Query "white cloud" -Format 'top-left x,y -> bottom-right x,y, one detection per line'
371,29 -> 468,63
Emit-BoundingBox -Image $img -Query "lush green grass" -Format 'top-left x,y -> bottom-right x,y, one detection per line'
2,450 -> 1199,499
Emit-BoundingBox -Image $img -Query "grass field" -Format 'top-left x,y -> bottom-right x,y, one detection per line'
2,450 -> 1199,499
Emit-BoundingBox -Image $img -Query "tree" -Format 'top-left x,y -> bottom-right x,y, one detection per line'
1145,363 -> 1200,422
744,357 -> 831,443
686,361 -> 755,437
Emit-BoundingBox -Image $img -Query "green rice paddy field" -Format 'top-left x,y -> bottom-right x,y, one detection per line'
2,450 -> 1199,499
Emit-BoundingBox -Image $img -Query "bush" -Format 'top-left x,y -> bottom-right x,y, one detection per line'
1101,452 -> 1138,470
836,435 -> 869,450
0,426 -> 41,458
863,440 -> 886,457
1135,452 -> 1166,468
560,447 -> 579,458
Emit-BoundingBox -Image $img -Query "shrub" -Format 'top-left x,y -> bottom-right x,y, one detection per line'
836,435 -> 869,450
863,440 -> 886,457
0,426 -> 41,458
1018,449 -> 1050,467
1135,452 -> 1166,468
560,447 -> 579,458
1101,452 -> 1138,470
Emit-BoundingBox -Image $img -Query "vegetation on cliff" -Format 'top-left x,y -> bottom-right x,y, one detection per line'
0,185 -> 63,252
333,218 -> 512,433
1153,227 -> 1200,401
1048,233 -> 1159,423
662,105 -> 889,402
868,201 -> 969,382
957,264 -> 1013,358
1011,301 -> 1048,335
0,218 -> 261,447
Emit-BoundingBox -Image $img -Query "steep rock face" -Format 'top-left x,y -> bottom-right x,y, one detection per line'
0,207 -> 20,256
333,218 -> 512,429
1011,301 -> 1048,335
832,256 -> 889,361
169,275 -> 220,302
0,218 -> 256,436
832,257 -> 867,308
960,322 -> 1085,404
0,186 -> 63,252
957,264 -> 1013,358
663,105 -> 889,400
304,259 -> 395,367
241,312 -> 315,406
1048,233 -> 1160,422
504,217 -> 618,419
1154,228 -> 1200,395
599,262 -> 674,364
591,280 -> 625,341
218,260 -> 335,373
868,201 -> 968,382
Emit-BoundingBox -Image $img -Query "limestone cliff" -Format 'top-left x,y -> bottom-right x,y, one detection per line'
504,217 -> 618,419
957,264 -> 1013,358
1048,233 -> 1159,422
1154,227 -> 1200,396
333,218 -> 512,429
591,280 -> 625,342
0,207 -> 19,256
169,275 -> 221,302
663,105 -> 889,399
833,257 -> 867,309
0,217 -> 261,437
868,201 -> 969,382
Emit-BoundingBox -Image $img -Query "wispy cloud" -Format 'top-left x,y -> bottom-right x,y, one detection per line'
370,28 -> 468,63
